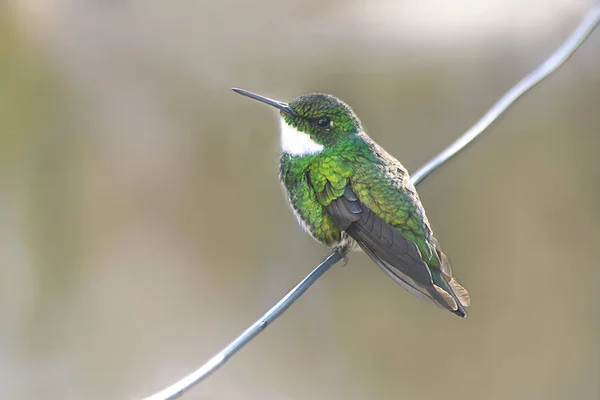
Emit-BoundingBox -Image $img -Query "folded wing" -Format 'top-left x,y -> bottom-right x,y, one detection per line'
324,183 -> 469,317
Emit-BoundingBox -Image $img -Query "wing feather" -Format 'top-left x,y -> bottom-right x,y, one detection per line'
325,184 -> 468,317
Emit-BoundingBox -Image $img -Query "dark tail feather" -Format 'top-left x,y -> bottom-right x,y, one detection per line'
430,270 -> 468,318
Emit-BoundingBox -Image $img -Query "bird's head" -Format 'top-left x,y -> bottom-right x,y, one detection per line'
233,88 -> 362,156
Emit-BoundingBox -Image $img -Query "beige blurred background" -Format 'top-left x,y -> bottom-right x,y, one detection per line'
2,1 -> 600,399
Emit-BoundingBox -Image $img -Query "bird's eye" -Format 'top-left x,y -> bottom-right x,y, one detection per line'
317,116 -> 331,128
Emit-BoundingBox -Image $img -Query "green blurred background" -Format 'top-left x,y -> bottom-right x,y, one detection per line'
1,1 -> 599,399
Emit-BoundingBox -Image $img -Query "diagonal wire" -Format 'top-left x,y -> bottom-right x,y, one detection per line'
142,4 -> 600,399
411,3 -> 600,185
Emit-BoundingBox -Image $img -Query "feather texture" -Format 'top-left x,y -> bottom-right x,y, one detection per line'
326,184 -> 468,317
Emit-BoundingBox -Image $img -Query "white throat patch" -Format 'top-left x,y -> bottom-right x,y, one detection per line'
280,118 -> 324,156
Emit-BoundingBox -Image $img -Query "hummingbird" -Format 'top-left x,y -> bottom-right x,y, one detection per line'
232,88 -> 470,317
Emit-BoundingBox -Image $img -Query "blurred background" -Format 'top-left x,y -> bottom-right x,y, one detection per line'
2,0 -> 600,399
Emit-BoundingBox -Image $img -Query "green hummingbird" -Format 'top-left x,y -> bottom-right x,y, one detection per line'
232,88 -> 470,317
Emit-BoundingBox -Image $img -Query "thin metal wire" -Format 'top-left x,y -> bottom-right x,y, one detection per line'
142,5 -> 600,399
143,252 -> 343,400
411,3 -> 600,186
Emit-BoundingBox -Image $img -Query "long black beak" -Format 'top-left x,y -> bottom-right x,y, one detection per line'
232,88 -> 298,116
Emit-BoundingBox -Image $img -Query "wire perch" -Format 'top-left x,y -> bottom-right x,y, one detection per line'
142,4 -> 600,399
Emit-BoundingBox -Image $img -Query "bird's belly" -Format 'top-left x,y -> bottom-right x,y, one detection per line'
285,194 -> 318,239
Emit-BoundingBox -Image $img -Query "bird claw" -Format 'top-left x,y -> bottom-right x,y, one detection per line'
335,248 -> 349,267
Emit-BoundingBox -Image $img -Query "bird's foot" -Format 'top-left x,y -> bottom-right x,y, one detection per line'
334,235 -> 354,267
334,247 -> 349,267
